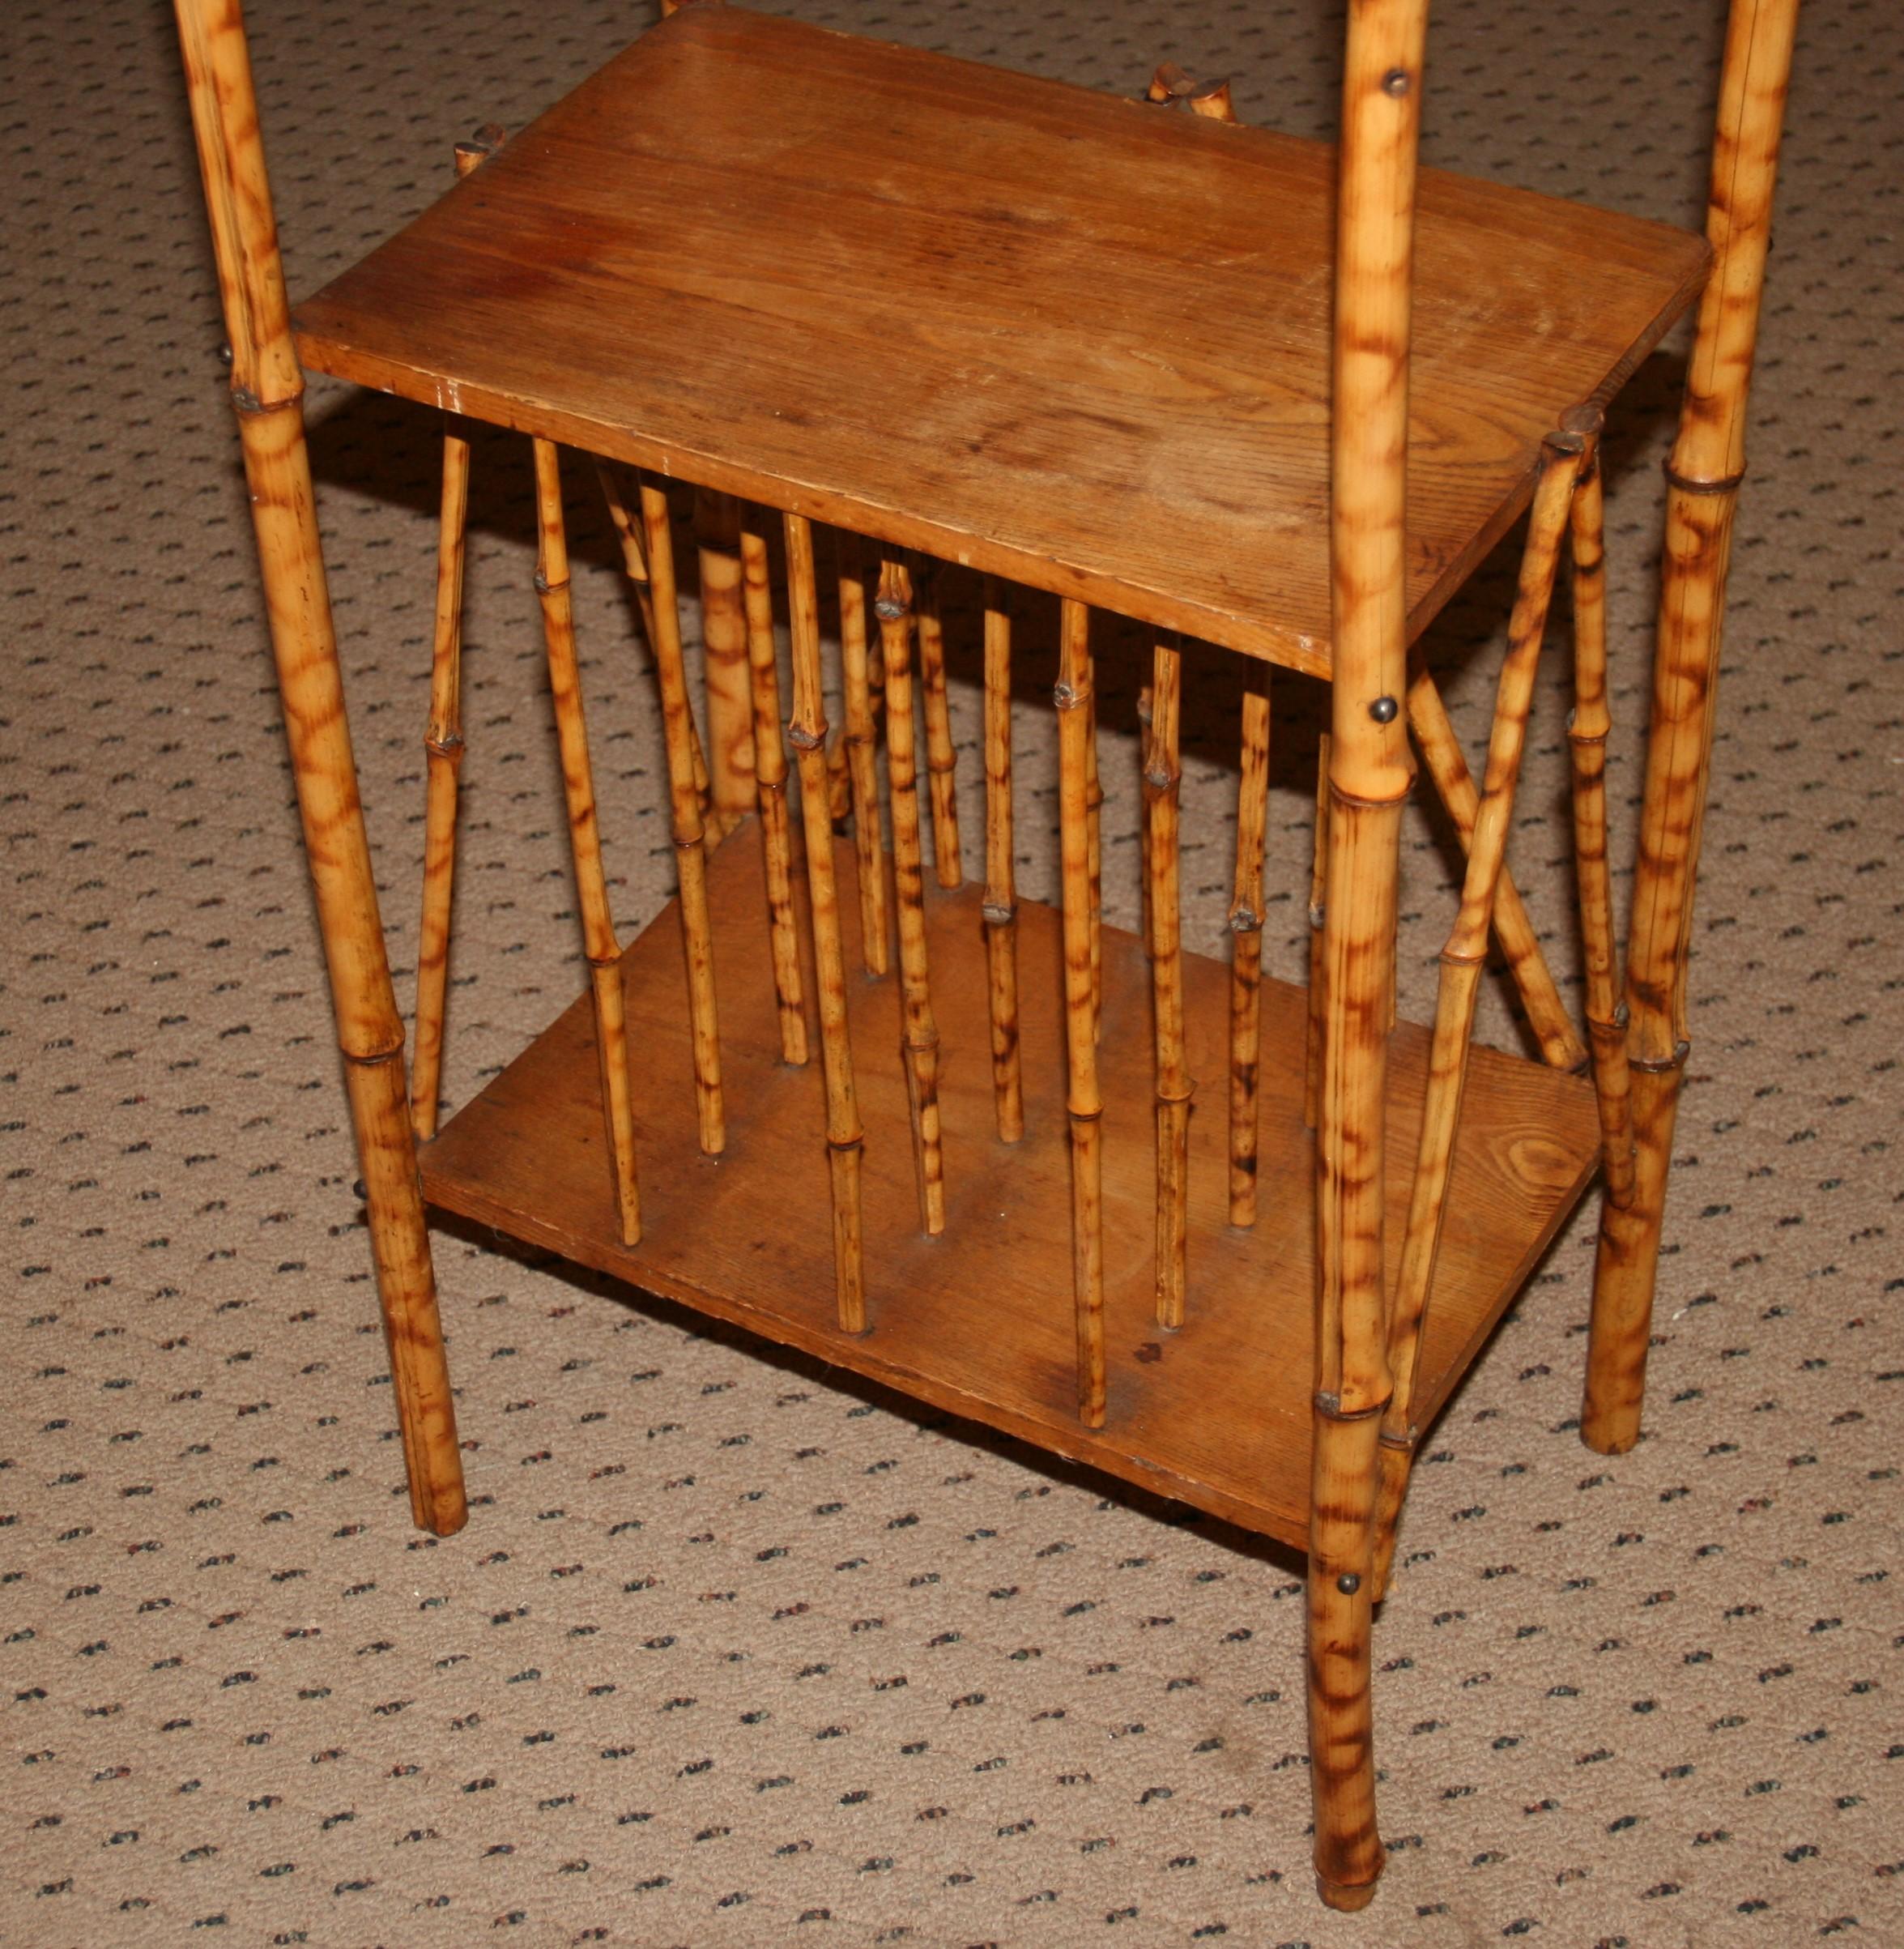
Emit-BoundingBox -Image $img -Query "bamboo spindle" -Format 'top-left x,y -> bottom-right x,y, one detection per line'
529,441 -> 645,1247
1146,642 -> 1191,1324
1586,0 -> 1800,1458
981,578 -> 1024,1142
411,128 -> 506,1144
738,508 -> 810,1066
875,558 -> 946,1234
1561,407 -> 1636,1209
785,515 -> 868,1331
837,529 -> 890,975
1057,599 -> 1108,1427
1136,683 -> 1156,957
172,0 -> 465,1536
1404,672 -> 1586,1069
1370,434 -> 1585,1601
639,478 -> 727,1154
1086,689 -> 1104,1035
1227,667 -> 1272,1222
690,486 -> 752,841
1304,732 -> 1332,1132
1308,0 -> 1428,1911
914,558 -> 964,889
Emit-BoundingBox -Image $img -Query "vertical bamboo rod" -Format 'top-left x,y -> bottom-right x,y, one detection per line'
1587,0 -> 1800,1457
530,441 -> 645,1247
411,424 -> 469,1143
1561,407 -> 1637,1209
1227,667 -> 1272,1222
1136,683 -> 1156,957
1147,642 -> 1191,1325
914,557 -> 964,889
786,515 -> 868,1332
172,0 -> 464,1537
1371,436 -> 1583,1601
411,130 -> 502,1144
981,578 -> 1024,1143
1309,0 -> 1428,1911
1404,669 -> 1587,1071
876,557 -> 946,1235
640,478 -> 727,1155
738,507 -> 810,1066
1304,732 -> 1332,1132
1057,599 -> 1108,1427
692,486 -> 752,841
1085,685 -> 1105,1036
836,529 -> 890,975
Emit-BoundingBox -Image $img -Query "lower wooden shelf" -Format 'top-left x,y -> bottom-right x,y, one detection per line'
422,825 -> 1601,1550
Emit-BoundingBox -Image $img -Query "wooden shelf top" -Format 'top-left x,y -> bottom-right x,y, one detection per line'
420,829 -> 1602,1550
294,5 -> 1706,672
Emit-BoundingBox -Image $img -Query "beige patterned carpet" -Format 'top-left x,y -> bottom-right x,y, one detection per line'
3,0 -> 1900,1943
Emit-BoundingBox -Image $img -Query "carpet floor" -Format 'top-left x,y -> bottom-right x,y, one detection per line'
2,0 -> 1899,1943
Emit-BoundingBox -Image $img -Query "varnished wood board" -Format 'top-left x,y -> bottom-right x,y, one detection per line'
294,5 -> 1707,676
422,827 -> 1600,1548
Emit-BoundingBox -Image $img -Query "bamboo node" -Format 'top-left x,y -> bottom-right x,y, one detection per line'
1378,1427 -> 1415,1452
1308,902 -> 1326,930
1229,905 -> 1261,935
1053,680 -> 1087,710
1067,1102 -> 1105,1125
1663,460 -> 1747,496
1632,1038 -> 1691,1075
825,1134 -> 866,1156
424,732 -> 466,759
1157,1084 -> 1195,1107
787,723 -> 826,750
1381,66 -> 1411,96
873,595 -> 909,621
230,386 -> 300,417
981,900 -> 1016,926
1313,1391 -> 1388,1423
532,569 -> 570,596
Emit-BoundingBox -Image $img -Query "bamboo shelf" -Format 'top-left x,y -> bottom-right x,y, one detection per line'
423,829 -> 1600,1549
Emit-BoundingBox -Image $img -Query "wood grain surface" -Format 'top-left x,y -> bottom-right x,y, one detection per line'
422,825 -> 1601,1549
292,6 -> 1708,674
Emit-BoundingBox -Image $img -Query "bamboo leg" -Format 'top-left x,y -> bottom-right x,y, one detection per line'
641,478 -> 726,1155
411,424 -> 469,1143
875,558 -> 945,1235
693,486 -> 752,841
1147,641 -> 1191,1325
530,441 -> 644,1247
1309,0 -> 1429,1908
837,530 -> 890,975
738,507 -> 810,1066
1586,0 -> 1800,1457
1562,407 -> 1636,1209
1405,667 -> 1587,1071
1304,732 -> 1331,1132
982,577 -> 1024,1143
1227,667 -> 1272,1221
1057,599 -> 1107,1426
1371,437 -> 1584,1601
786,515 -> 867,1331
914,558 -> 963,889
173,0 -> 466,1537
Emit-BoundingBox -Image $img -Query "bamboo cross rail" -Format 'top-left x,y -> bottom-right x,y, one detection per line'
836,529 -> 890,975
1228,665 -> 1272,1222
785,514 -> 868,1331
736,505 -> 811,1066
1371,431 -> 1585,1600
1561,406 -> 1636,1209
982,577 -> 1024,1142
914,557 -> 964,889
1057,598 -> 1108,1425
875,557 -> 947,1234
411,125 -> 506,1144
639,476 -> 727,1154
1146,640 -> 1191,1324
530,440 -> 645,1247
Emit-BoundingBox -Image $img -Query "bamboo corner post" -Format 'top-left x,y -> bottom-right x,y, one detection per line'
914,557 -> 964,889
1585,0 -> 1800,1457
875,557 -> 947,1235
738,506 -> 811,1066
836,528 -> 891,976
1057,599 -> 1108,1427
981,578 -> 1024,1142
1371,432 -> 1585,1601
785,515 -> 868,1332
1308,0 -> 1429,1911
171,0 -> 465,1536
1228,666 -> 1272,1222
1561,406 -> 1637,1210
530,440 -> 645,1248
412,124 -> 508,1145
1146,641 -> 1191,1325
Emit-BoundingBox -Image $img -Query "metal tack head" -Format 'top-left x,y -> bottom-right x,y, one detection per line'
1369,694 -> 1399,725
